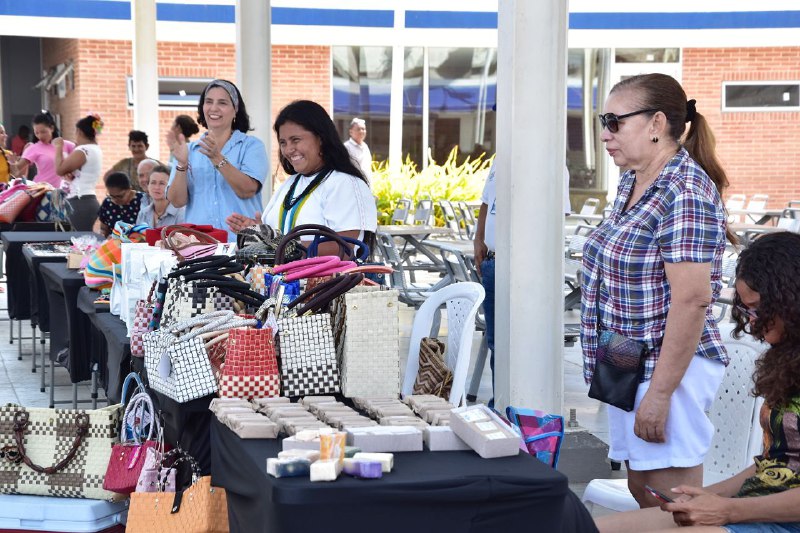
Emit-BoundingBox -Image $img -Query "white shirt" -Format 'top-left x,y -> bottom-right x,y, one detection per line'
344,138 -> 373,180
69,143 -> 102,198
262,169 -> 378,236
480,162 -> 571,252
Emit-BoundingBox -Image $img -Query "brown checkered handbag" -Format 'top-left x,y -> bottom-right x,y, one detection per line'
412,337 -> 453,399
0,404 -> 125,500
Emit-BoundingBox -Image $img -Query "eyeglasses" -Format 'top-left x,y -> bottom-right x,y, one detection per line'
735,303 -> 759,321
598,109 -> 659,133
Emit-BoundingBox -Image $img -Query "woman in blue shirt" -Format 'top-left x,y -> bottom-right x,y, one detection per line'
166,79 -> 267,241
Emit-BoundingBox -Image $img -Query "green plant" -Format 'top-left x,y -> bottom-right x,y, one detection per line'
371,147 -> 493,226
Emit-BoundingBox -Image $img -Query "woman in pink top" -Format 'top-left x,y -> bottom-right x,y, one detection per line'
14,111 -> 75,187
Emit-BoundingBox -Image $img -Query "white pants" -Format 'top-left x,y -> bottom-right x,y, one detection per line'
607,355 -> 726,471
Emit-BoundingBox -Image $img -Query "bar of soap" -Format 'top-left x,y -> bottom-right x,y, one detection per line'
266,457 -> 311,478
320,432 -> 346,463
342,458 -> 383,479
353,452 -> 393,473
310,459 -> 343,482
278,449 -> 321,462
344,446 -> 361,458
301,396 -> 338,406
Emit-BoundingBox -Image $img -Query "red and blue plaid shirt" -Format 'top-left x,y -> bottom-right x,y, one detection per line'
581,148 -> 728,384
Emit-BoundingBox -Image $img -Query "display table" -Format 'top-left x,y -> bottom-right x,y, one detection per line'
22,245 -> 69,332
1,231 -> 94,320
39,262 -> 91,383
86,311 -> 131,404
210,418 -> 596,533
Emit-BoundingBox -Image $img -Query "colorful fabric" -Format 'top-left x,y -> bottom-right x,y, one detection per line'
580,148 -> 728,383
84,221 -> 149,289
99,192 -> 144,231
737,399 -> 800,498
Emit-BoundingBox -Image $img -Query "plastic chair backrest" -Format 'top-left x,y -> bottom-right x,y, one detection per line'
402,282 -> 485,406
438,200 -> 463,237
580,197 -> 600,216
413,199 -> 433,225
746,194 -> 769,212
705,325 -> 767,484
391,199 -> 412,224
726,193 -> 746,211
376,232 -> 409,290
777,217 -> 800,232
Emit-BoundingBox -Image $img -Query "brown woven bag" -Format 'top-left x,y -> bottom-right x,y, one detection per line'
127,475 -> 229,532
412,337 -> 453,399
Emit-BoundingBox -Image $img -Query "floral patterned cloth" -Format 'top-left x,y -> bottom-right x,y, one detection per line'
737,399 -> 800,498
98,191 -> 144,230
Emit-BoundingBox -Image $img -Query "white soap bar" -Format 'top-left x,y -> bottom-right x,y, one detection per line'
294,429 -> 322,442
278,449 -> 321,462
310,458 -> 343,482
301,396 -> 338,406
353,452 -> 394,473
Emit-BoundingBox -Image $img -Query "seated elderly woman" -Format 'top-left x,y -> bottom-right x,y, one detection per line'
595,231 -> 800,533
136,164 -> 184,228
98,171 -> 145,236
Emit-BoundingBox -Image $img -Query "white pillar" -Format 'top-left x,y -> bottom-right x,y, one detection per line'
131,0 -> 159,159
236,0 -> 272,199
494,0 -> 568,416
388,7 -> 405,176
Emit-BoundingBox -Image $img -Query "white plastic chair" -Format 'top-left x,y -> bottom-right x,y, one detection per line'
401,282 -> 485,407
582,325 -> 766,512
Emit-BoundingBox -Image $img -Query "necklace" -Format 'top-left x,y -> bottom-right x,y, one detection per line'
282,168 -> 331,212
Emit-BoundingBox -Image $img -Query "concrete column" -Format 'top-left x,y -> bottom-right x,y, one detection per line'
494,0 -> 568,416
131,0 -> 159,158
236,0 -> 272,199
388,7 -> 405,176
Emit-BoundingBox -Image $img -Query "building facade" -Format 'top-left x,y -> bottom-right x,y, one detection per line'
1,1 -> 799,206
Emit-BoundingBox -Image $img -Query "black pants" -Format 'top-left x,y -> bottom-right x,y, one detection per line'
67,195 -> 100,231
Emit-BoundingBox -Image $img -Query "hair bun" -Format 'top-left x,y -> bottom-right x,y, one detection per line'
685,99 -> 697,123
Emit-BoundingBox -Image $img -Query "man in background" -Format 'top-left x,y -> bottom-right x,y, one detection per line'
136,158 -> 159,208
344,117 -> 372,180
105,130 -> 157,192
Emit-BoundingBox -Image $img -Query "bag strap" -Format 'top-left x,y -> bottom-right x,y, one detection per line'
275,224 -> 350,264
307,235 -> 369,262
181,315 -> 257,343
123,391 -> 158,444
121,372 -> 146,405
12,411 -> 89,475
169,255 -> 236,278
289,272 -> 364,315
342,264 -> 394,275
162,224 -> 220,247
165,310 -> 235,336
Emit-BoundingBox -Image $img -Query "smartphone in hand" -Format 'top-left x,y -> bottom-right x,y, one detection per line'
645,485 -> 674,503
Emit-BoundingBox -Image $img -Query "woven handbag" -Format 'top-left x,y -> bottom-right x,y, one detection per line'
0,404 -> 124,500
412,337 -> 453,399
131,282 -> 157,358
102,391 -> 160,494
332,286 -> 400,397
127,451 -> 229,533
218,326 -> 280,399
0,187 -> 33,223
143,312 -> 256,403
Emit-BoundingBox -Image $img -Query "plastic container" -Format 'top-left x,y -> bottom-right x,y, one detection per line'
0,494 -> 127,532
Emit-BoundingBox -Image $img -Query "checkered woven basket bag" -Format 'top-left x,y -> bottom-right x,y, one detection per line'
218,326 -> 280,399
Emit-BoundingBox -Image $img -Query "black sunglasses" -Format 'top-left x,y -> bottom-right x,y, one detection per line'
598,109 -> 659,133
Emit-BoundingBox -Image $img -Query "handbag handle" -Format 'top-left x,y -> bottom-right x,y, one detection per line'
307,235 -> 369,262
273,256 -> 341,282
12,411 -> 89,475
288,272 -> 364,315
194,279 -> 267,308
342,264 -> 394,275
178,264 -> 245,281
166,310 -> 235,337
121,372 -> 146,406
169,255 -> 237,278
161,224 -> 220,248
181,315 -> 257,343
122,391 -> 159,445
275,224 -> 351,264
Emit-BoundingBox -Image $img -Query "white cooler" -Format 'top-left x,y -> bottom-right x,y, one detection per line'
0,495 -> 127,533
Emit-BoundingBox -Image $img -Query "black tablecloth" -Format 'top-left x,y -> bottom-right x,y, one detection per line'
87,311 -> 131,404
21,247 -> 68,330
2,231 -> 95,320
39,262 -> 91,383
210,419 -> 597,533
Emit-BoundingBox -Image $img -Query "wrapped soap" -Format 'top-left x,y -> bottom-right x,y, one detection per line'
310,459 -> 343,482
267,457 -> 311,478
423,426 -> 471,451
424,409 -> 453,424
301,396 -> 338,407
344,446 -> 361,458
319,432 -> 346,464
278,449 -> 321,462
229,419 -> 280,439
253,397 -> 291,406
282,435 -> 322,451
347,426 -> 423,453
342,458 -> 382,479
282,420 -> 330,436
450,405 -> 520,459
353,452 -> 393,473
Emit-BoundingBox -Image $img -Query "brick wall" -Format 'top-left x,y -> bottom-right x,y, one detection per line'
41,39 -> 331,196
682,48 -> 800,209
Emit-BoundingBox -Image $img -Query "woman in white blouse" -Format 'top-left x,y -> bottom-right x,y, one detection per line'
54,114 -> 104,231
226,100 -> 377,255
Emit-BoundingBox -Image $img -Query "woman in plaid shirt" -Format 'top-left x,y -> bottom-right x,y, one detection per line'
582,73 -> 733,507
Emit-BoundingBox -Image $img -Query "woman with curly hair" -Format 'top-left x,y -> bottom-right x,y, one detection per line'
595,230 -> 800,532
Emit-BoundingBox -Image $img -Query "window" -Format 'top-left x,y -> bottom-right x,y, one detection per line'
723,82 -> 800,111
615,48 -> 680,63
126,77 -> 212,108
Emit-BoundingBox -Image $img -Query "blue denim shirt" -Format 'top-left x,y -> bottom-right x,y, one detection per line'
168,130 -> 267,241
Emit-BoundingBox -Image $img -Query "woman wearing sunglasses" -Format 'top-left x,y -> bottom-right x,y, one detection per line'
596,231 -> 800,532
581,73 -> 733,507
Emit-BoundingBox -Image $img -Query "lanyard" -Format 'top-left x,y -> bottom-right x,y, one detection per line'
277,169 -> 331,233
